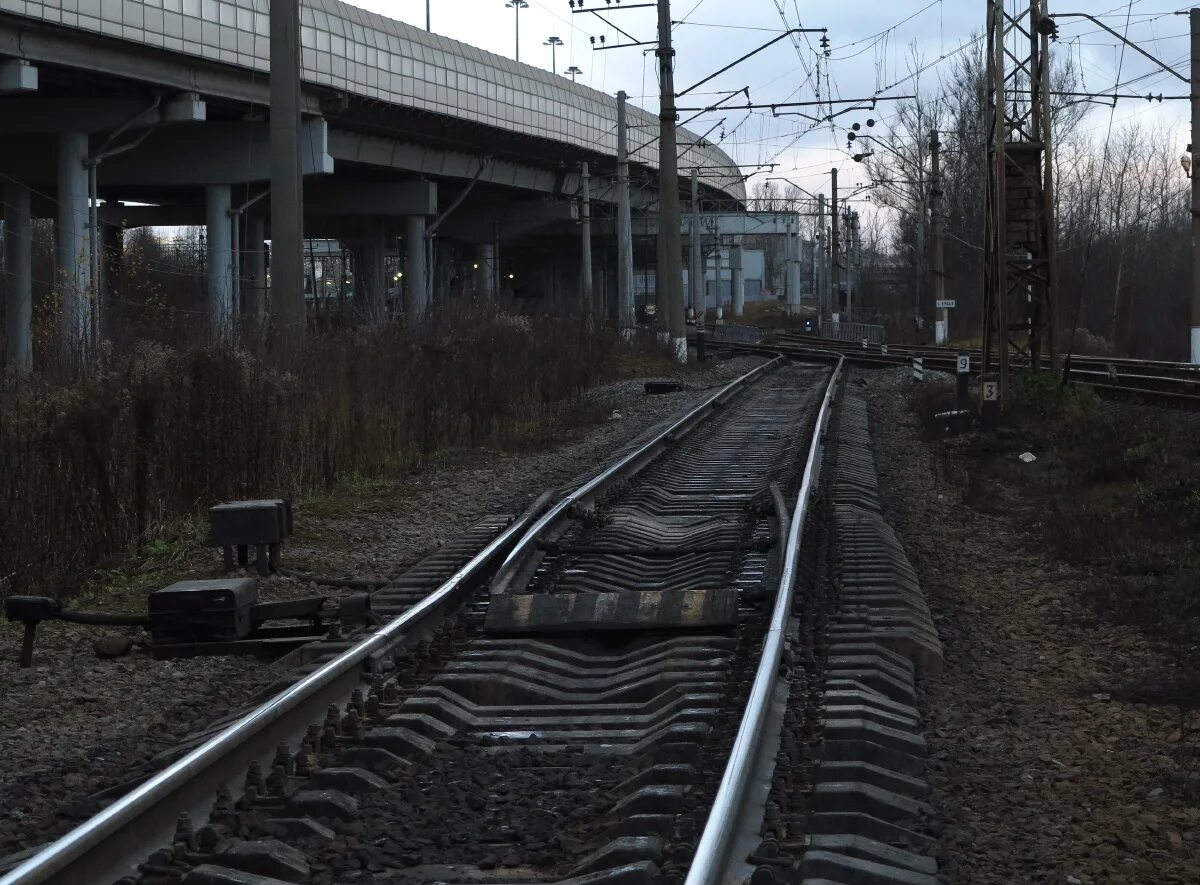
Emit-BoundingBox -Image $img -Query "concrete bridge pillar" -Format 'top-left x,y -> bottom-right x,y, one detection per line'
356,224 -> 386,321
476,243 -> 496,299
3,181 -> 32,375
57,132 -> 92,362
244,214 -> 267,316
404,214 -> 427,320
206,184 -> 234,342
730,240 -> 745,318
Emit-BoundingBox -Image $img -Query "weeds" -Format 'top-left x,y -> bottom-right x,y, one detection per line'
1008,370 -> 1102,427
952,372 -> 1200,668
0,307 -> 617,601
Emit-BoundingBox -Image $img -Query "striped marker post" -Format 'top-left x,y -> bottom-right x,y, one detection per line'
912,357 -> 924,381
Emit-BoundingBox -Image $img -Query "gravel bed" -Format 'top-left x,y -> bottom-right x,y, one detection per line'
0,354 -> 764,862
862,367 -> 1200,884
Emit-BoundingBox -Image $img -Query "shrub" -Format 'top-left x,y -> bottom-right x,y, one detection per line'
0,307 -> 616,599
1008,369 -> 1101,427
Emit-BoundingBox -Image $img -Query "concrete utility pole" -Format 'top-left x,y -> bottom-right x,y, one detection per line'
780,219 -> 789,307
690,168 -> 703,324
915,173 -> 926,341
3,182 -> 32,374
708,244 -> 719,321
506,0 -> 529,63
580,161 -> 593,314
270,0 -> 305,359
830,167 -> 840,318
844,209 -> 855,319
817,194 -> 826,322
931,130 -> 948,345
616,91 -> 635,332
1192,8 -> 1200,362
656,0 -> 686,360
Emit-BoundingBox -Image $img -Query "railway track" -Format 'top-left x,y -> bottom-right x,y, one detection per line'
763,332 -> 1200,404
2,353 -> 943,885
0,354 -> 820,882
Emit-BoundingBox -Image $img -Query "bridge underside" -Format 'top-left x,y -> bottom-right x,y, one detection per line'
0,24 -> 741,367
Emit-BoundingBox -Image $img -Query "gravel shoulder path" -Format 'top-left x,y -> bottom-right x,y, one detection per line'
861,367 -> 1200,885
0,354 -> 764,861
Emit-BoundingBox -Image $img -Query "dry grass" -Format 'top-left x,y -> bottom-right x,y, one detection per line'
0,307 -> 616,600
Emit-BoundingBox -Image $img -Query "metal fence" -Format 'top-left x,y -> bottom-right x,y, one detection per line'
708,323 -> 764,344
820,319 -> 885,344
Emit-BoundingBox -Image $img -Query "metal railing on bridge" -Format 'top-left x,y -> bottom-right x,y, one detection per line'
707,323 -> 764,344
820,319 -> 885,344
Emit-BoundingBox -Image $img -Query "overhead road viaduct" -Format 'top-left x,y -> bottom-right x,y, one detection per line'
0,0 -> 744,367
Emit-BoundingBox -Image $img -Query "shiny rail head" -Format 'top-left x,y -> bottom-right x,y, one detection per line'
685,356 -> 844,885
0,495 -> 553,885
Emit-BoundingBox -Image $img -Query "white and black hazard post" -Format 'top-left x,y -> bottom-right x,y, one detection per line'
981,372 -> 1000,431
956,351 -> 970,410
912,356 -> 924,382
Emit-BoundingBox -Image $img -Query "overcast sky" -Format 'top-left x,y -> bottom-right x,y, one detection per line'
348,1 -> 1192,201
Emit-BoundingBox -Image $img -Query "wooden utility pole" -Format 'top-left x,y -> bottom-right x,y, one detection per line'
269,0 -> 305,360
656,0 -> 686,360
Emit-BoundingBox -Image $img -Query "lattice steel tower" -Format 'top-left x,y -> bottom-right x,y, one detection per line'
984,0 -> 1058,402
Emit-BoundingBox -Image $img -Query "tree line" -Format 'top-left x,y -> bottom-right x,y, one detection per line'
756,41 -> 1191,360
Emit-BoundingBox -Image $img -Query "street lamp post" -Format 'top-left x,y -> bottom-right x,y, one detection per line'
565,65 -> 583,82
506,0 -> 529,62
544,36 -> 563,72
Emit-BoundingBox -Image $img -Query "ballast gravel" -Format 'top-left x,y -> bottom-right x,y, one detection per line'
861,367 -> 1200,885
0,355 -> 764,862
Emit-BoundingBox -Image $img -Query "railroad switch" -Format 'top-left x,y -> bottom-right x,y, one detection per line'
209,498 -> 293,576
148,578 -> 259,643
2,581 -> 373,666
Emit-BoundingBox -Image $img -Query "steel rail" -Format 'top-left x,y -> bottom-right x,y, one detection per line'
491,355 -> 786,591
0,495 -> 557,885
726,338 -> 1200,404
2,355 -> 786,885
686,356 -> 844,884
778,332 -> 1200,376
